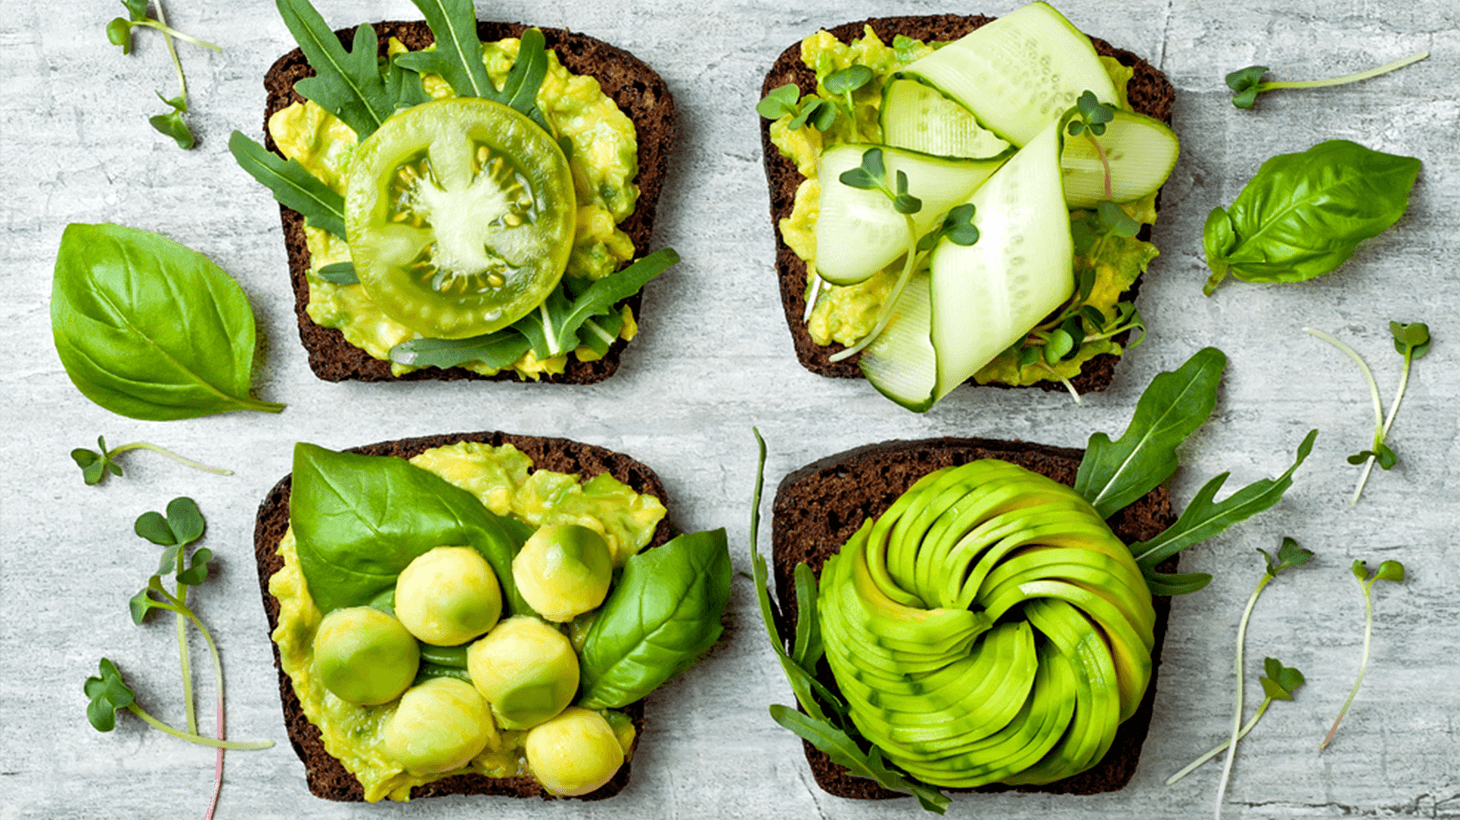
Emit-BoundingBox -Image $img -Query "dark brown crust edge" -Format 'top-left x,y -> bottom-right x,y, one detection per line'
262,22 -> 677,383
759,15 -> 1176,391
253,431 -> 676,801
770,437 -> 1177,800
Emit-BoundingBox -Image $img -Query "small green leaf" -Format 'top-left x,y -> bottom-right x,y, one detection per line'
1231,87 -> 1260,109
149,109 -> 196,150
892,193 -> 921,215
1351,559 -> 1369,581
823,65 -> 872,95
84,658 -> 135,732
1375,442 -> 1398,470
1259,657 -> 1305,701
941,203 -> 979,246
155,544 -> 182,575
1390,321 -> 1431,357
129,586 -> 159,624
1043,329 -> 1074,364
1375,560 -> 1405,583
808,100 -> 837,130
134,511 -> 176,546
1226,65 -> 1269,93
316,262 -> 359,285
859,147 -> 885,181
1347,451 -> 1372,465
1067,119 -> 1086,137
838,167 -> 876,190
786,106 -> 812,130
1097,200 -> 1140,237
165,497 -> 204,545
107,18 -> 134,53
122,0 -> 148,20
1276,536 -> 1314,568
756,83 -> 800,119
1017,344 -> 1041,368
177,548 -> 212,586
1076,90 -> 1113,125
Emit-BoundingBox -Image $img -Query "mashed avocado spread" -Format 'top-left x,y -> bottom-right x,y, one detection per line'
771,28 -> 1159,387
269,37 -> 640,379
269,441 -> 661,801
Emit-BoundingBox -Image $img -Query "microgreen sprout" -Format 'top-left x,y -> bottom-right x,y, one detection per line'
822,65 -> 873,121
71,435 -> 232,486
1226,51 -> 1429,109
1213,538 -> 1313,819
87,497 -> 273,820
1167,657 -> 1304,786
106,0 -> 222,148
756,83 -> 836,131
829,149 -> 980,363
1066,91 -> 1117,200
1319,559 -> 1405,751
1304,322 -> 1430,504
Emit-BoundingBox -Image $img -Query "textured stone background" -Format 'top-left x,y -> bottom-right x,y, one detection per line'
2,1 -> 1456,818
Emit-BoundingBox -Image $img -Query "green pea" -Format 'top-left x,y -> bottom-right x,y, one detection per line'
525,707 -> 625,796
395,546 -> 502,646
513,525 -> 613,623
312,606 -> 419,705
383,677 -> 496,773
466,616 -> 578,730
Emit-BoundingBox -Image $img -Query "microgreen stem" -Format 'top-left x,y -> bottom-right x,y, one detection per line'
803,275 -> 823,323
1214,570 -> 1272,819
121,705 -> 271,750
152,2 -> 188,103
1261,51 -> 1428,92
1304,327 -> 1385,504
108,442 -> 233,475
1167,697 -> 1271,786
175,581 -> 198,736
130,18 -> 223,52
829,214 -> 921,363
1083,132 -> 1113,201
1320,576 -> 1375,751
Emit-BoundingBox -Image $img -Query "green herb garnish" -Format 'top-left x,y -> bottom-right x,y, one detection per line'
1226,51 -> 1428,109
1304,322 -> 1430,504
1166,657 -> 1304,786
71,435 -> 231,486
106,0 -> 220,148
756,83 -> 836,131
1320,559 -> 1406,751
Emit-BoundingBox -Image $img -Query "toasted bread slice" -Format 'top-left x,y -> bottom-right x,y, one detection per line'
253,430 -> 675,801
261,22 -> 676,383
760,15 -> 1175,392
770,436 -> 1176,798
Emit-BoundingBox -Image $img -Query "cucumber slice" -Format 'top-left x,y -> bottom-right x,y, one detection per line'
860,271 -> 937,412
1061,109 -> 1179,209
816,144 -> 1006,285
930,123 -> 1073,402
901,2 -> 1118,147
881,79 -> 1011,159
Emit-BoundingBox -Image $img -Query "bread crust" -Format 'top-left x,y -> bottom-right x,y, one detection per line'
261,21 -> 676,383
759,15 -> 1175,391
770,436 -> 1177,799
253,430 -> 676,801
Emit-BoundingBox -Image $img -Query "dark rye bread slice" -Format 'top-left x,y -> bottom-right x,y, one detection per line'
770,437 -> 1177,800
253,430 -> 675,801
760,15 -> 1175,392
262,22 -> 676,383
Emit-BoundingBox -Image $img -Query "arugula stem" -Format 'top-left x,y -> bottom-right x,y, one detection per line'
829,215 -> 921,363
1215,571 -> 1273,819
1167,697 -> 1271,786
1320,576 -> 1375,751
539,302 -> 560,355
1261,51 -> 1428,92
109,442 -> 233,475
122,704 -> 271,750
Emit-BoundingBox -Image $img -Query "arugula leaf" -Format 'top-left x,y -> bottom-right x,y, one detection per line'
316,262 -> 359,284
1129,429 -> 1317,573
1203,141 -> 1420,295
769,706 -> 949,814
275,0 -> 394,138
494,28 -> 550,132
389,329 -> 532,370
576,529 -> 732,709
403,0 -> 494,99
229,131 -> 347,238
515,249 -> 679,358
1074,347 -> 1226,518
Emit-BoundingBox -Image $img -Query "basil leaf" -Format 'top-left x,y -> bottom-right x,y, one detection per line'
1131,429 -> 1317,571
276,0 -> 394,137
289,443 -> 531,615
1203,140 -> 1420,294
576,529 -> 732,710
389,329 -> 532,370
50,224 -> 285,420
1074,347 -> 1226,518
769,706 -> 949,814
404,0 -> 494,98
229,131 -> 347,239
516,249 -> 680,358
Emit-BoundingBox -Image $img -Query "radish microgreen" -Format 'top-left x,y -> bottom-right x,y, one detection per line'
86,498 -> 273,820
1304,322 -> 1430,504
1226,51 -> 1429,109
1066,91 -> 1119,200
106,0 -> 220,149
71,435 -> 232,486
756,84 -> 836,131
1320,559 -> 1405,751
1167,657 -> 1304,786
1212,538 -> 1313,817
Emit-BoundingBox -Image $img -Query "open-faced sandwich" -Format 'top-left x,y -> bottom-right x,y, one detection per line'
233,0 -> 676,383
750,348 -> 1317,810
758,2 -> 1178,410
254,431 -> 731,801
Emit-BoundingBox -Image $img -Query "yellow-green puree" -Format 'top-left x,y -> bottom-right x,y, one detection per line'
269,37 -> 641,379
269,441 -> 663,801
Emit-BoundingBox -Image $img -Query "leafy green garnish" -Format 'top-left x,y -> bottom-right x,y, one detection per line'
1203,141 -> 1420,295
837,148 -> 922,215
228,131 -> 347,238
1225,51 -> 1428,109
1304,322 -> 1430,504
1166,657 -> 1305,786
1064,91 -> 1119,200
390,331 -> 532,370
513,248 -> 680,359
71,435 -> 231,486
394,12 -> 553,134
315,262 -> 359,285
1320,559 -> 1406,751
756,83 -> 836,131
275,0 -> 395,138
106,0 -> 220,148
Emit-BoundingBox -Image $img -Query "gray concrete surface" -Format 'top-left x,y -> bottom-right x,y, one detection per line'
2,1 -> 1456,818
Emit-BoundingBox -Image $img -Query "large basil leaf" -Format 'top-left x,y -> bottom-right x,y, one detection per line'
576,528 -> 731,709
289,443 -> 532,615
1203,140 -> 1420,295
50,223 -> 285,420
1074,347 -> 1225,519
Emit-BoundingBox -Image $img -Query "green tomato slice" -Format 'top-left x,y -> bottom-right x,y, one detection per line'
345,98 -> 576,339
